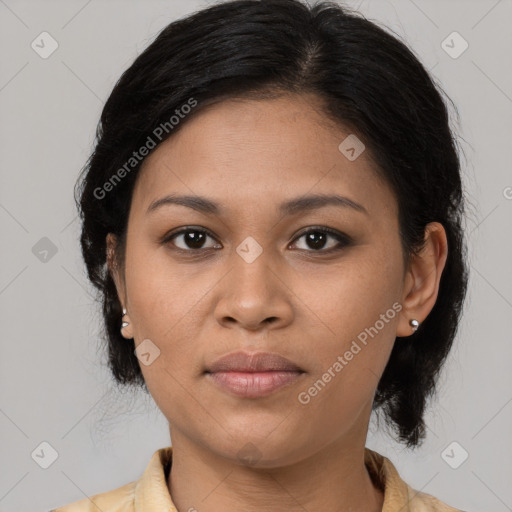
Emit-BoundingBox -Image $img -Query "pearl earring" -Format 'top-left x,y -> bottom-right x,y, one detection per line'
410,319 -> 419,332
121,308 -> 130,330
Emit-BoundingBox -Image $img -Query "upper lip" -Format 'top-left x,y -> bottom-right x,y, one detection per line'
205,351 -> 304,373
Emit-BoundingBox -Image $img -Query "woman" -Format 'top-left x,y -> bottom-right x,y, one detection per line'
53,0 -> 468,510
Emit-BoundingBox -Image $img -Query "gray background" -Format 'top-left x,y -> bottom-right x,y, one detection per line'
0,0 -> 511,511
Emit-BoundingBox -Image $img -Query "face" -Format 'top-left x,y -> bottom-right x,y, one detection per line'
110,93 -> 411,467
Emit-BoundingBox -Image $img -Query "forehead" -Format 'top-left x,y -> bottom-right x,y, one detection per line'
131,94 -> 397,221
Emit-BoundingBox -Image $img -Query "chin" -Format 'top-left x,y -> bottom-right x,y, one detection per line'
207,428 -> 303,468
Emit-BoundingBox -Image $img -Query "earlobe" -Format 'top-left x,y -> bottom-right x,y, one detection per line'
106,233 -> 134,339
397,222 -> 448,337
121,307 -> 134,339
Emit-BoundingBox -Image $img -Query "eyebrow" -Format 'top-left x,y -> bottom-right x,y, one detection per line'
146,193 -> 369,217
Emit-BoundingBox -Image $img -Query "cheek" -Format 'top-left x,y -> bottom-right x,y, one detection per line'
123,244 -> 211,387
302,245 -> 403,390
125,241 -> 205,333
305,247 -> 401,332
296,293 -> 400,436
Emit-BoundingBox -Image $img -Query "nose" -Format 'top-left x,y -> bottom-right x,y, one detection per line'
214,252 -> 294,333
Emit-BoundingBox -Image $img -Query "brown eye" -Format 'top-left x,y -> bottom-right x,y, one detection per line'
290,227 -> 352,253
165,228 -> 220,251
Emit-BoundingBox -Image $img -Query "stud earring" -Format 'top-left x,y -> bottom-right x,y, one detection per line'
410,319 -> 419,332
121,308 -> 130,330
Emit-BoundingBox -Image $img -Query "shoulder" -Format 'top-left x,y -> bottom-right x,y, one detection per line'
51,480 -> 136,512
364,448 -> 463,512
406,485 -> 463,511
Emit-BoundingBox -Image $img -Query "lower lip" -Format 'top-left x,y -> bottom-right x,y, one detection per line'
206,371 -> 304,398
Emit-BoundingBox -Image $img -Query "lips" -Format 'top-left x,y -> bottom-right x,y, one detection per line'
205,351 -> 305,398
205,351 -> 303,373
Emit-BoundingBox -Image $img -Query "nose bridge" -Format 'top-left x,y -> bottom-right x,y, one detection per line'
214,236 -> 293,329
231,236 -> 276,307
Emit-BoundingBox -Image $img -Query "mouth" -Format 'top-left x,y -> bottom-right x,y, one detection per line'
204,350 -> 305,398
205,370 -> 305,398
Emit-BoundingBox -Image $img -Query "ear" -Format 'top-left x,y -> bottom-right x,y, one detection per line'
396,222 -> 448,337
106,233 -> 126,309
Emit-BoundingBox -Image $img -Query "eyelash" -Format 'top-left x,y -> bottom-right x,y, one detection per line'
162,226 -> 352,255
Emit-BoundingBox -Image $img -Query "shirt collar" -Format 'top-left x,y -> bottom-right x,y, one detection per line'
134,446 -> 176,512
365,448 -> 412,511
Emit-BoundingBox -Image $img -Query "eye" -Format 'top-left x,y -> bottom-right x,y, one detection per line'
163,226 -> 352,254
290,227 -> 352,253
164,227 -> 221,251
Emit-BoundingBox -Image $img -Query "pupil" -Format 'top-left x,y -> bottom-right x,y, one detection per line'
186,231 -> 205,248
307,232 -> 326,250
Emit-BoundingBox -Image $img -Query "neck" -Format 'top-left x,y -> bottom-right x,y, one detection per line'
167,429 -> 384,512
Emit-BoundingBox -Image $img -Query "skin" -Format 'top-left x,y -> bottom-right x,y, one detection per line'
107,93 -> 448,512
